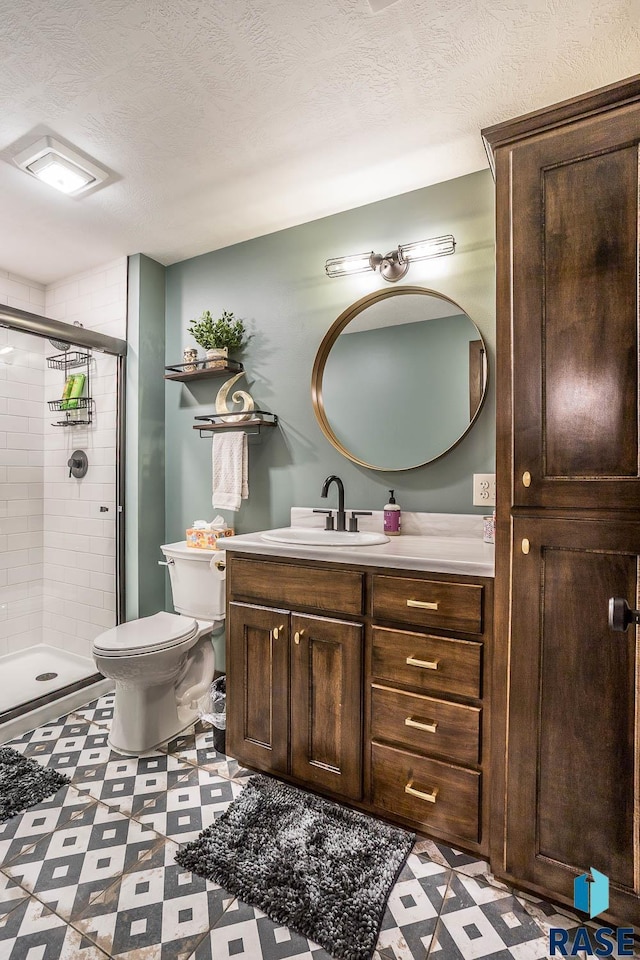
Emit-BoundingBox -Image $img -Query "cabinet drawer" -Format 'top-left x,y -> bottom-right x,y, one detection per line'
372,626 -> 482,699
371,741 -> 480,842
372,575 -> 483,634
371,684 -> 481,765
229,558 -> 363,616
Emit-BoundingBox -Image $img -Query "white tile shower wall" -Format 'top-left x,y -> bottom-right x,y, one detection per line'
43,259 -> 126,656
0,271 -> 46,655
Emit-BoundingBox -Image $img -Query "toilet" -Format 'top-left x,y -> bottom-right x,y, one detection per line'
92,541 -> 226,755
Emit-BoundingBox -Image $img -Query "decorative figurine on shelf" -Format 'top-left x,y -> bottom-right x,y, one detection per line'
183,347 -> 198,372
187,309 -> 248,368
215,372 -> 255,424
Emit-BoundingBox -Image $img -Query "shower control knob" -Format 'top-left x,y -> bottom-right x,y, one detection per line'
67,450 -> 88,479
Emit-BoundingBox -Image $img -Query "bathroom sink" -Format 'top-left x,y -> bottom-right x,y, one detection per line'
261,528 -> 389,547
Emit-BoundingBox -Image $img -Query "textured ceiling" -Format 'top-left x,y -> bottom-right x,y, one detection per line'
0,0 -> 638,284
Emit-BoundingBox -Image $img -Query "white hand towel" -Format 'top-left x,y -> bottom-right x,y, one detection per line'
212,432 -> 249,512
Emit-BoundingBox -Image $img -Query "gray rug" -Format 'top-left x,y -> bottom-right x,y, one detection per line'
0,746 -> 70,822
175,774 -> 415,960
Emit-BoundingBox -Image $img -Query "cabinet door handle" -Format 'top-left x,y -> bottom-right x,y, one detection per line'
521,538 -> 530,555
608,597 -> 640,632
405,716 -> 438,733
522,470 -> 531,487
272,624 -> 285,640
294,629 -> 305,644
406,599 -> 439,610
406,656 -> 439,670
405,781 -> 438,803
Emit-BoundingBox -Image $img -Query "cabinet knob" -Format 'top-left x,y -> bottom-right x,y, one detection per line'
272,624 -> 285,640
608,597 -> 640,632
294,629 -> 306,644
521,538 -> 530,555
522,471 -> 531,487
405,781 -> 438,804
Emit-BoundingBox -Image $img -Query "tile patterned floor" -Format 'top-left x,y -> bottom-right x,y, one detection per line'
0,693 -> 629,960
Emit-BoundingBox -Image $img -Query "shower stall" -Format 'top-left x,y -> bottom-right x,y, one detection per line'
0,302 -> 126,739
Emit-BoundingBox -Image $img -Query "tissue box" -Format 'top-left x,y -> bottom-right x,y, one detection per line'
186,528 -> 234,549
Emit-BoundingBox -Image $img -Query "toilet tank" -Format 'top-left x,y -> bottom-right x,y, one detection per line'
160,541 -> 226,621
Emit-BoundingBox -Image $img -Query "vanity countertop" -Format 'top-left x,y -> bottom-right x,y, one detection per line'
218,509 -> 494,578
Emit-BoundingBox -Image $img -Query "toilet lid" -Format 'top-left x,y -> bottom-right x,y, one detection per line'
93,611 -> 198,656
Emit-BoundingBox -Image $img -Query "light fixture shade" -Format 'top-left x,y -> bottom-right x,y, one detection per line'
325,252 -> 375,278
12,136 -> 108,196
398,235 -> 456,262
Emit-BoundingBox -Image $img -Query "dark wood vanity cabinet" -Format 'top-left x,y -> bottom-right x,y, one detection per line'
226,558 -> 364,801
226,552 -> 493,856
484,76 -> 640,924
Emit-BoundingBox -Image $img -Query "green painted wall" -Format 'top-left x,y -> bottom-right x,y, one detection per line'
164,169 -> 495,542
126,254 -> 166,620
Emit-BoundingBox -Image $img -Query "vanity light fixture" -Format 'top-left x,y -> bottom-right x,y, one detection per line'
325,234 -> 456,282
12,136 -> 108,196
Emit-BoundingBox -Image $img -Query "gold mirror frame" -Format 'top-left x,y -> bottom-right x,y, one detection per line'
311,285 -> 489,472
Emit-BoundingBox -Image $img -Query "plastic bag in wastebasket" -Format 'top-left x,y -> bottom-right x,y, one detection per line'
200,675 -> 226,729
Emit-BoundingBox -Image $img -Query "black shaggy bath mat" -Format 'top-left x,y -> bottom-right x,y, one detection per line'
0,746 -> 70,822
175,774 -> 414,960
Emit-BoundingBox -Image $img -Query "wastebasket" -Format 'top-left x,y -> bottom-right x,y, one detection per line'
208,675 -> 226,754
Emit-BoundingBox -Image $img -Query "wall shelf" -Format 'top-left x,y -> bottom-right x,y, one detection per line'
193,411 -> 277,439
165,358 -> 244,382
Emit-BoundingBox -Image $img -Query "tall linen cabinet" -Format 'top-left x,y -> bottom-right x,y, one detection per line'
483,76 -> 640,925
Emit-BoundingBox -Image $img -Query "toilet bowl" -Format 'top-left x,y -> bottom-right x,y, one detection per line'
92,542 -> 225,755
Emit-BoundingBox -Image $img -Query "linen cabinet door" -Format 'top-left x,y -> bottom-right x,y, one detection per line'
290,613 -> 363,800
508,107 -> 640,511
226,602 -> 289,774
506,517 -> 640,924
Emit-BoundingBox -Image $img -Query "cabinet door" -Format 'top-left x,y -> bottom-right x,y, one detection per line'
290,613 -> 363,799
506,517 -> 640,922
226,602 -> 289,774
508,106 -> 640,509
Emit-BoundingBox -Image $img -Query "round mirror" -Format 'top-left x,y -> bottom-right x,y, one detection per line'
312,286 -> 488,472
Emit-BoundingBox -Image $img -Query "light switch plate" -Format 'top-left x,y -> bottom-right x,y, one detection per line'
473,473 -> 496,507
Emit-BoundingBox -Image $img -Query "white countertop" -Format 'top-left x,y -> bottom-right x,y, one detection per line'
218,509 -> 494,577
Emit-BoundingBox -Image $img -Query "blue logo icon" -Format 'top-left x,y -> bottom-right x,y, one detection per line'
550,868 -> 634,955
574,868 -> 609,918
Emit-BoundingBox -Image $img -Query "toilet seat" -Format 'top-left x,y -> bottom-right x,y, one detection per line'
93,611 -> 198,658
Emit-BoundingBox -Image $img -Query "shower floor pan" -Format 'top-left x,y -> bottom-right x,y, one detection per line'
0,645 -> 100,723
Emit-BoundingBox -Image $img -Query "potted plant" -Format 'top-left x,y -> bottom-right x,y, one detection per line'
187,310 -> 247,367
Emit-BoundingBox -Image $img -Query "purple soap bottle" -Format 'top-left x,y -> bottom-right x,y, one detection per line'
383,490 -> 401,536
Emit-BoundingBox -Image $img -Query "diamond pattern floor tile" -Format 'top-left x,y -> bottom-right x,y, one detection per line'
0,689 -> 582,960
3,799 -> 164,920
191,897 -> 332,960
74,837 -> 230,959
137,763 -> 243,844
0,895 -> 111,958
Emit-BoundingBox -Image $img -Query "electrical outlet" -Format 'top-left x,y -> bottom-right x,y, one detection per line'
473,473 -> 496,507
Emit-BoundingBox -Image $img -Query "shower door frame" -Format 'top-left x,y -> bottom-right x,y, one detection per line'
0,303 -> 127,722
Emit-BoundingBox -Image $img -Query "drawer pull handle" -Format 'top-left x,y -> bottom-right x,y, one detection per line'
406,656 -> 439,670
272,625 -> 285,640
294,630 -> 305,645
406,599 -> 439,610
405,716 -> 438,733
405,781 -> 438,803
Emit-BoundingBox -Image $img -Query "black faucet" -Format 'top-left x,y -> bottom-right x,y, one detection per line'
320,475 -> 346,531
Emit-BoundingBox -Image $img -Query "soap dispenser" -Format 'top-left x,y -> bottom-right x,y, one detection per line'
383,490 -> 401,536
